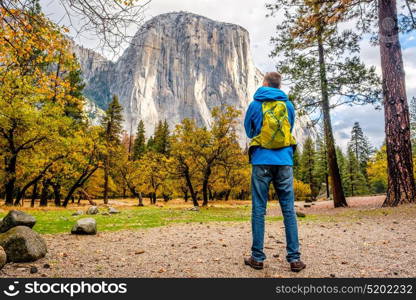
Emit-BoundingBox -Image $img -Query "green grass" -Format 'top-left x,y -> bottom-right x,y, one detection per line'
0,206 -> 291,235
6,200 -> 409,235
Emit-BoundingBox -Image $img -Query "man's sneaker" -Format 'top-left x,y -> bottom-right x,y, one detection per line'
290,261 -> 306,272
244,256 -> 264,270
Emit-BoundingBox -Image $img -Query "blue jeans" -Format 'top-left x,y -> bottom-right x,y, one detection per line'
251,165 -> 300,262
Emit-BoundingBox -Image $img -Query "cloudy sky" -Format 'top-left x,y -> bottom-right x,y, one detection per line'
40,0 -> 416,151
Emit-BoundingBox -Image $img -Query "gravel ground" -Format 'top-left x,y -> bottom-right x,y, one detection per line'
1,198 -> 415,278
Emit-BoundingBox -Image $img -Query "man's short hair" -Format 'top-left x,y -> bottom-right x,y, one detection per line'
264,72 -> 282,89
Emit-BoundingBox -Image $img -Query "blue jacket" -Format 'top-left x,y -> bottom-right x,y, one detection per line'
244,86 -> 295,166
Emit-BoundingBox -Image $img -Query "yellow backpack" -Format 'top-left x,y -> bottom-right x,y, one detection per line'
249,101 -> 296,150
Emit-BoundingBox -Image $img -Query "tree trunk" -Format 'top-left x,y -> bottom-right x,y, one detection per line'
4,154 -> 17,206
208,188 -> 213,201
138,192 -> 144,206
183,189 -> 189,202
149,192 -> 156,204
39,179 -> 50,207
31,182 -> 38,208
63,166 -> 98,207
183,168 -> 198,207
53,183 -> 61,206
225,189 -> 231,201
325,174 -> 330,199
103,155 -> 109,204
379,0 -> 416,206
202,167 -> 211,206
79,189 -> 97,206
317,33 -> 348,207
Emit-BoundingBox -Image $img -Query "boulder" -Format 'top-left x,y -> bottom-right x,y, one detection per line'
0,246 -> 6,269
0,226 -> 47,262
108,207 -> 120,214
296,211 -> 306,218
71,218 -> 97,235
86,206 -> 99,215
72,210 -> 84,216
0,210 -> 36,233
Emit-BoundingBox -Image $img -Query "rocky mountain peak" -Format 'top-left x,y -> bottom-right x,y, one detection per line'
74,12 -> 315,147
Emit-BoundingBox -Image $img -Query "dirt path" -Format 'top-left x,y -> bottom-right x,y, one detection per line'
1,201 -> 415,278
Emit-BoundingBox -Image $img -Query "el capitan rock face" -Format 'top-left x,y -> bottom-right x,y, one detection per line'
74,12 -> 314,146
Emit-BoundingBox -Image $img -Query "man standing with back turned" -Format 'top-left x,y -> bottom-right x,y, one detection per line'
243,72 -> 306,272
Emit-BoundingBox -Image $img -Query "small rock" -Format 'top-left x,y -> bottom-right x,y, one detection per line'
189,207 -> 199,211
0,226 -> 47,262
108,207 -> 120,214
72,210 -> 83,216
0,210 -> 36,233
86,206 -> 99,215
30,266 -> 38,274
296,212 -> 306,218
71,218 -> 97,235
0,246 -> 6,269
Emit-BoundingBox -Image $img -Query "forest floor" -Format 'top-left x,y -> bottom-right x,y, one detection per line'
1,195 -> 415,278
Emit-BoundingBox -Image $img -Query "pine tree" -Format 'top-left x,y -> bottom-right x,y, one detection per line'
293,148 -> 300,179
315,132 -> 330,199
101,95 -> 124,204
162,120 -> 171,155
299,137 -> 319,199
147,136 -> 155,151
346,146 -> 368,196
312,0 -> 416,206
132,120 -> 146,160
65,67 -> 86,122
348,122 -> 373,189
335,147 -> 349,196
410,97 -> 416,150
152,120 -> 170,155
267,0 -> 381,207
